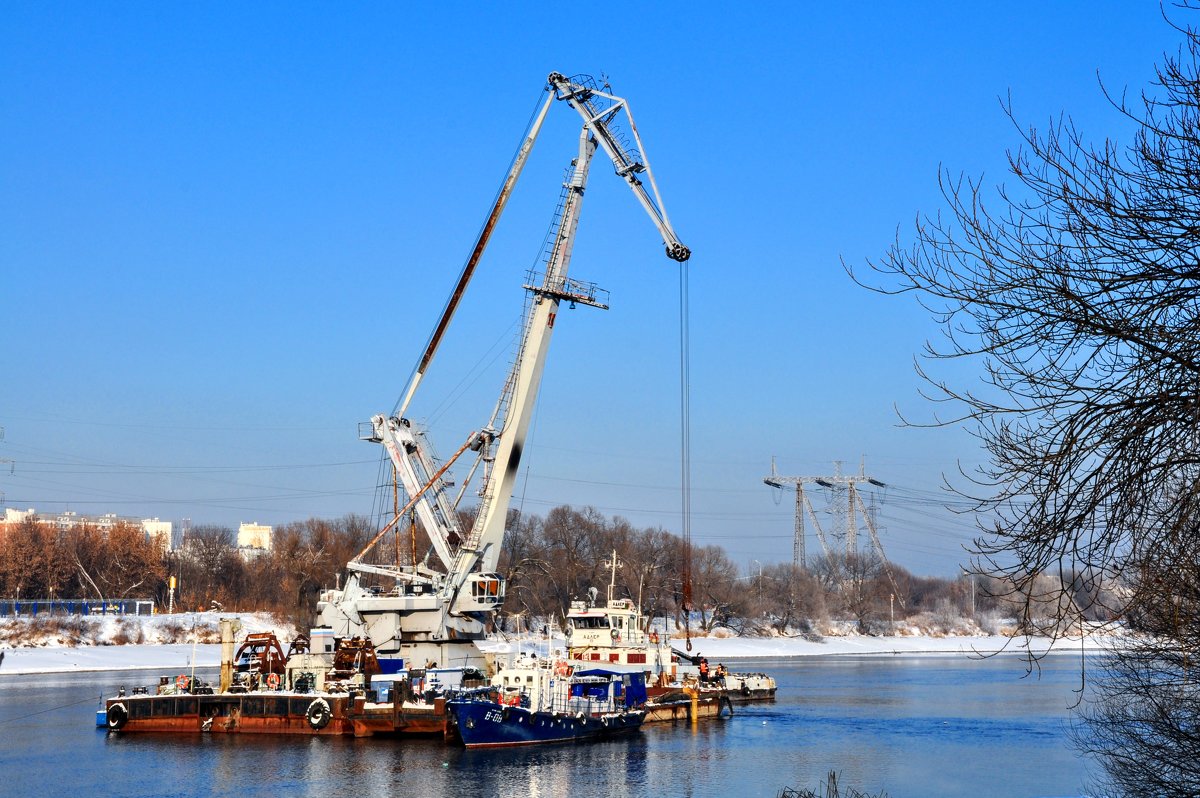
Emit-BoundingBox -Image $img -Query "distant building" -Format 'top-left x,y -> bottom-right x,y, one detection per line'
141,518 -> 173,553
0,507 -> 172,551
52,511 -> 125,533
4,507 -> 37,525
0,507 -> 40,539
237,521 -> 272,560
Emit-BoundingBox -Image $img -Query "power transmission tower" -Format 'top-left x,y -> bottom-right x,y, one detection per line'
764,457 -> 890,568
0,426 -> 11,510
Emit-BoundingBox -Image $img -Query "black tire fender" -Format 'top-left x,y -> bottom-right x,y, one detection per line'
106,702 -> 128,731
306,698 -> 331,730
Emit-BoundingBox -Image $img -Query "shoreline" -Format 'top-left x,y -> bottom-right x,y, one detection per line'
0,633 -> 1119,677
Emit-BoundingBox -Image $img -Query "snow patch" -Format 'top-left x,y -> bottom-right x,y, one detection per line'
0,612 -> 294,674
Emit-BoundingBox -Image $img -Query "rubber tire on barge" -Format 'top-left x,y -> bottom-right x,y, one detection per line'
306,698 -> 331,730
106,702 -> 128,731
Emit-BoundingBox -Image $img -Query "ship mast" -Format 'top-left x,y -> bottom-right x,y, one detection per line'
603,549 -> 622,605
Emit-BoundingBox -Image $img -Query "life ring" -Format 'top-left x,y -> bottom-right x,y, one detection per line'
554,661 -> 571,677
106,702 -> 128,731
176,674 -> 189,691
649,632 -> 659,644
610,628 -> 620,641
306,698 -> 331,730
265,672 -> 282,690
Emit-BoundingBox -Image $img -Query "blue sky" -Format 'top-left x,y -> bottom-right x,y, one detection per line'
0,3 -> 1175,576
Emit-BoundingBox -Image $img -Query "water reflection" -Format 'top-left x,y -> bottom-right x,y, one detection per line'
0,655 -> 1095,798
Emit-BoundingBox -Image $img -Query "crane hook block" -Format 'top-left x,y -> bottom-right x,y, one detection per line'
668,243 -> 691,262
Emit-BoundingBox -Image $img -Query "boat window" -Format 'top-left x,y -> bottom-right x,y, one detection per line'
576,616 -> 610,629
471,576 -> 502,598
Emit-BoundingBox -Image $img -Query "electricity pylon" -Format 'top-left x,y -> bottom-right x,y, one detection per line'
764,458 -> 889,569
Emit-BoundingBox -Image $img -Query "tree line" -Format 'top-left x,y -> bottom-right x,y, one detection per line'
0,506 -> 1118,638
0,517 -> 164,603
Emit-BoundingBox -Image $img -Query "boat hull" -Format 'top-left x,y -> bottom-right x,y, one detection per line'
719,672 -> 778,702
643,692 -> 733,723
449,700 -> 644,748
102,692 -> 454,738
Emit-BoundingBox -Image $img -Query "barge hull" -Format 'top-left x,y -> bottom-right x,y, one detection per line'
104,693 -> 453,738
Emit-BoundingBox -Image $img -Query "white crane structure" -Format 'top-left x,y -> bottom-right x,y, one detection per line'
316,73 -> 689,671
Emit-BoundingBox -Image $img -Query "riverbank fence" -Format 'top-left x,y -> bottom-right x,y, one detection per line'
0,598 -> 155,617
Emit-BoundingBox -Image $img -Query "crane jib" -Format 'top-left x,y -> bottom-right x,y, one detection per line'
330,72 -> 692,671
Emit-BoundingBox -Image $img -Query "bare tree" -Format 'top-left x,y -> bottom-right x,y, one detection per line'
1073,535 -> 1200,797
759,562 -> 827,635
96,522 -> 165,599
855,11 -> 1200,793
689,544 -> 743,632
856,14 -> 1200,632
495,509 -> 545,623
812,552 -> 891,634
178,525 -> 239,610
0,517 -> 49,599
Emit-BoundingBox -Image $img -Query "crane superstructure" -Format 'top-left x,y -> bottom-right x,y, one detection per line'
316,73 -> 689,672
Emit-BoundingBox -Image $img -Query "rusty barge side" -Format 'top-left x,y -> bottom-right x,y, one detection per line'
103,691 -> 454,738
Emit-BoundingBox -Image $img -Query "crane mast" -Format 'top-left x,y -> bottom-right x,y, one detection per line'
317,72 -> 688,671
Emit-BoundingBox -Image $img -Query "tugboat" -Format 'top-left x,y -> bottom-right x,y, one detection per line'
566,551 -> 777,710
447,653 -> 646,748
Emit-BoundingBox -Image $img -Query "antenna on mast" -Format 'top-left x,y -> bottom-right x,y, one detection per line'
602,549 -> 622,604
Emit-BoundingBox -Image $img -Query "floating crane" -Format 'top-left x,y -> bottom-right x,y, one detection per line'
316,73 -> 689,672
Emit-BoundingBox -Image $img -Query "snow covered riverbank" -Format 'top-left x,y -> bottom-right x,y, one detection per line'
0,611 -> 291,676
0,611 -> 1120,676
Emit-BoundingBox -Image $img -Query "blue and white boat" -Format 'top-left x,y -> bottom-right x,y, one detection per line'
448,655 -> 646,748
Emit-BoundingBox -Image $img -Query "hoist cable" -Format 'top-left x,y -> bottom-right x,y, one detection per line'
679,258 -> 693,652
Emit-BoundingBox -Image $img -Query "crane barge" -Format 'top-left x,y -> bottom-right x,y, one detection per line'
101,71 -> 693,741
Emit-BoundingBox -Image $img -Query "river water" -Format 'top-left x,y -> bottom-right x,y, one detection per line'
0,654 -> 1096,798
